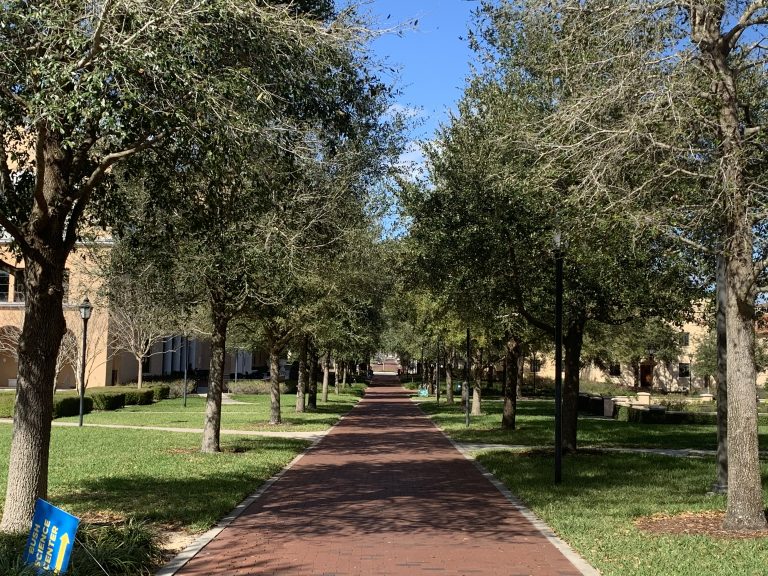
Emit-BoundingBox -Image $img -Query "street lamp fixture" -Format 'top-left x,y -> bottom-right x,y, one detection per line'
78,297 -> 93,427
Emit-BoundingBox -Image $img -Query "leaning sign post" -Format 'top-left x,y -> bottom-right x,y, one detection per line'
23,499 -> 80,574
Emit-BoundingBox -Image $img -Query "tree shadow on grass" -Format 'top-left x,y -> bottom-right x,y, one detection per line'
53,437 -> 310,532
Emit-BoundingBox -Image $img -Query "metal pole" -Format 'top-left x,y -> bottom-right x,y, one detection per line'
554,241 -> 563,484
183,334 -> 188,408
465,327 -> 471,427
436,338 -> 440,404
79,317 -> 89,427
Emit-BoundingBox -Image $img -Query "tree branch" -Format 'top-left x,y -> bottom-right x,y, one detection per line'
73,0 -> 116,71
65,133 -> 164,249
33,122 -> 50,220
724,0 -> 768,48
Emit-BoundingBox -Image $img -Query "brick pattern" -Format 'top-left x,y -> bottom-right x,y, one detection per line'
174,376 -> 586,575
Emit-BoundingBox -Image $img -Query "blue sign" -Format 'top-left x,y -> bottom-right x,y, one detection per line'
23,499 -> 80,574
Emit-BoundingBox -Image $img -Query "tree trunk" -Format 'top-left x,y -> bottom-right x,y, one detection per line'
502,338 -> 521,430
201,304 -> 228,453
269,346 -> 282,425
334,359 -> 340,395
322,350 -> 331,402
136,357 -> 143,389
308,346 -> 318,410
0,256 -> 66,533
471,350 -> 482,416
445,356 -> 454,404
723,222 -> 765,529
693,5 -> 765,531
562,320 -> 585,453
713,253 -> 728,494
296,335 -> 308,413
342,362 -> 348,387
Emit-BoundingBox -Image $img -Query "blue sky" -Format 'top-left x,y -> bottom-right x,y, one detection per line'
352,1 -> 479,141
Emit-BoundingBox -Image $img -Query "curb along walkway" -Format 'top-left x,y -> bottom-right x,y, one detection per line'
162,374 -> 597,576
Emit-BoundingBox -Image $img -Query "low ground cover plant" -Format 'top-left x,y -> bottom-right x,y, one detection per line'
0,427 -> 309,575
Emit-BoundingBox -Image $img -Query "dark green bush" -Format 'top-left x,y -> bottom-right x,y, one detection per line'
148,385 -> 170,401
124,389 -> 154,406
53,396 -> 93,418
90,392 -> 125,411
0,520 -> 162,576
614,404 -> 630,422
0,393 -> 15,418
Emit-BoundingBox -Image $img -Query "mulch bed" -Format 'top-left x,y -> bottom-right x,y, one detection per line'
636,511 -> 768,539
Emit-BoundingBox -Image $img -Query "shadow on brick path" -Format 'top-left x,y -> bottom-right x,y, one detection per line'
164,374 -> 595,576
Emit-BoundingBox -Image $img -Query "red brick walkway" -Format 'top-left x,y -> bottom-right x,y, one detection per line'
169,375 -> 593,575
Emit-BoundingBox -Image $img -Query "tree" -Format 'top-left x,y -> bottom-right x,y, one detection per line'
471,0 -> 768,530
403,73 -> 700,450
0,0 -> 384,532
101,245 -> 180,389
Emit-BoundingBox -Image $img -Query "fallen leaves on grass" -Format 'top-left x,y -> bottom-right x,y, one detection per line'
636,511 -> 768,539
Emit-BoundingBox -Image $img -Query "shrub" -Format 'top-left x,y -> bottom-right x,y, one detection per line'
0,520 -> 162,576
124,389 -> 154,406
227,379 -> 293,394
53,395 -> 93,418
148,384 -> 170,401
90,392 -> 126,411
0,394 -> 14,418
166,379 -> 196,399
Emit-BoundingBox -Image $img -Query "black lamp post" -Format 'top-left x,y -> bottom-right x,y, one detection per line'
78,296 -> 93,427
554,232 -> 563,484
435,337 -> 440,404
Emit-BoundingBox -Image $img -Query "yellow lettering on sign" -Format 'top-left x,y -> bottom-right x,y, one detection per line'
54,533 -> 70,573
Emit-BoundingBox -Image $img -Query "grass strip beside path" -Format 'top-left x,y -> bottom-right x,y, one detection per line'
418,398 -> 768,451
478,450 -> 768,576
0,427 -> 310,533
54,391 -> 361,432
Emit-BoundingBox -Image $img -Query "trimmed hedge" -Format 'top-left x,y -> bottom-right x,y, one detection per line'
613,405 -> 666,423
614,404 -> 768,425
53,396 -> 93,418
0,394 -> 14,418
226,379 -> 295,395
124,389 -> 154,406
90,392 -> 125,411
148,385 -> 170,402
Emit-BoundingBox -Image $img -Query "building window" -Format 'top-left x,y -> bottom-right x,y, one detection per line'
678,363 -> 691,378
680,331 -> 690,347
13,270 -> 24,303
0,271 -> 8,302
609,363 -> 621,376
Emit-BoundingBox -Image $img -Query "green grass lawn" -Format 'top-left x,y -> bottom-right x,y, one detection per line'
478,450 -> 768,576
0,427 -> 309,533
53,390 -> 362,432
0,426 -> 311,575
0,388 -> 365,574
416,397 -> 768,451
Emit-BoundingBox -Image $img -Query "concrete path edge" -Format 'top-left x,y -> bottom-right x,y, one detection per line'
154,434 -> 324,576
154,398 -> 363,576
414,400 -> 601,576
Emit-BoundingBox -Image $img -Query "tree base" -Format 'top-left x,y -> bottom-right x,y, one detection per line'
708,482 -> 728,495
722,513 -> 767,532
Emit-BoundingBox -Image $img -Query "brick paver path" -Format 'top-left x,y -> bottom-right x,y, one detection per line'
170,375 -> 592,575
